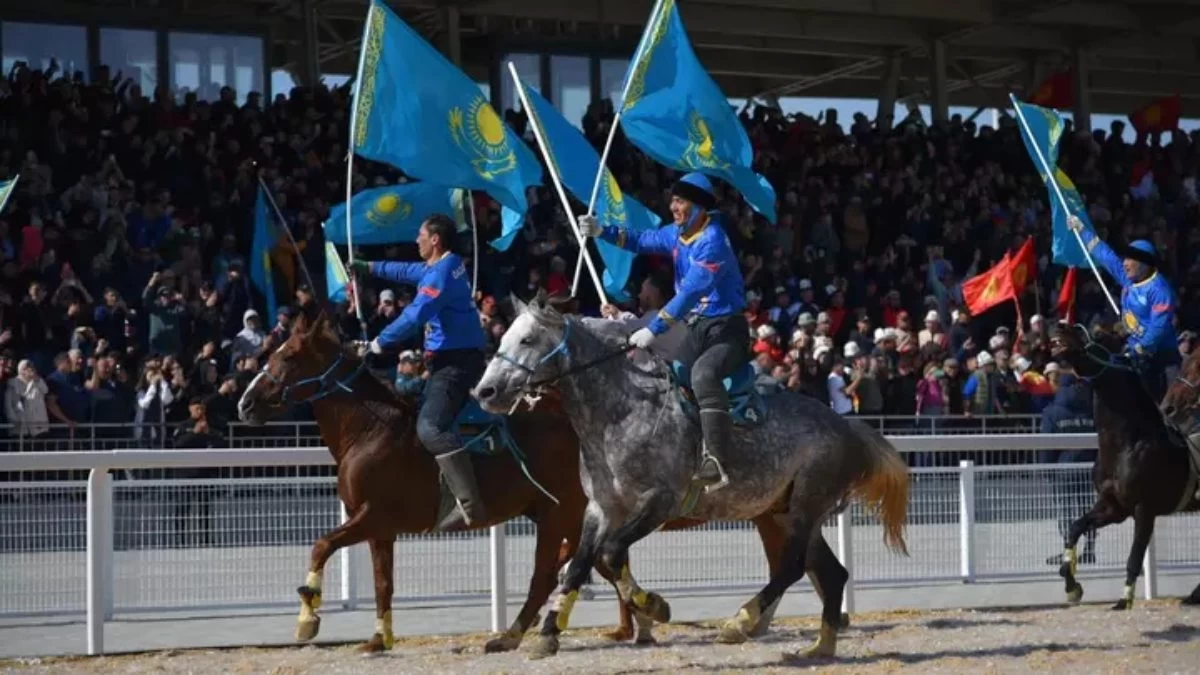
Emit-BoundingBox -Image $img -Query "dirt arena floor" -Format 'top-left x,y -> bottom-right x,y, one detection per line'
3,600 -> 1198,674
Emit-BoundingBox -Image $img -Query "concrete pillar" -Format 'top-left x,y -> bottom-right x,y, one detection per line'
300,0 -> 321,86
444,6 -> 462,66
929,39 -> 949,123
876,55 -> 902,132
1072,46 -> 1091,133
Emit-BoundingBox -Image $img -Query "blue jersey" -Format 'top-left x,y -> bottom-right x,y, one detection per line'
600,214 -> 745,335
371,254 -> 486,352
1082,232 -> 1180,361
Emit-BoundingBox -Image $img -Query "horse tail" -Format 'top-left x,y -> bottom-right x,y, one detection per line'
846,419 -> 910,556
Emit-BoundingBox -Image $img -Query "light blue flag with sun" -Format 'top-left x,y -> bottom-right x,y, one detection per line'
325,241 -> 351,303
618,0 -> 776,222
1011,97 -> 1095,268
350,0 -> 542,250
0,175 -> 18,215
324,183 -> 457,245
515,78 -> 661,301
250,186 -> 279,320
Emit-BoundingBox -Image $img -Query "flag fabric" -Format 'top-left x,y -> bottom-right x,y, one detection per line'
1029,70 -> 1073,109
250,187 -> 279,320
1009,238 -> 1036,296
325,241 -> 351,303
349,0 -> 541,248
962,253 -> 1015,317
1012,98 -> 1096,268
1056,267 -> 1078,324
515,78 -> 662,300
618,0 -> 777,222
324,183 -> 457,245
0,175 -> 18,214
1129,94 -> 1181,136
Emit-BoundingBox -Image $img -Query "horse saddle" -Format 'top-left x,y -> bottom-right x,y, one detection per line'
454,399 -> 511,456
669,361 -> 768,427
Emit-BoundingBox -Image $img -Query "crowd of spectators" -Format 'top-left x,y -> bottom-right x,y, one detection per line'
2,59 -> 1200,452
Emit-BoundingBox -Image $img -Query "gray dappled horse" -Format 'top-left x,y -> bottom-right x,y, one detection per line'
473,293 -> 910,660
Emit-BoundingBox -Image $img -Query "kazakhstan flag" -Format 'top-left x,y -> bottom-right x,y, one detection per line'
516,79 -> 661,300
250,186 -> 279,320
0,175 -> 18,215
324,183 -> 457,245
325,241 -> 351,303
1012,98 -> 1094,268
619,0 -> 776,222
350,0 -> 541,247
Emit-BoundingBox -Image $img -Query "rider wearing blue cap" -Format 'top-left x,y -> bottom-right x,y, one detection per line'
350,214 -> 489,530
1067,215 -> 1180,402
579,172 -> 748,492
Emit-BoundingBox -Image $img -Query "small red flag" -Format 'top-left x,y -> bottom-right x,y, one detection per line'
1029,71 -> 1074,110
962,252 -> 1015,317
1056,267 -> 1078,324
1129,94 -> 1181,136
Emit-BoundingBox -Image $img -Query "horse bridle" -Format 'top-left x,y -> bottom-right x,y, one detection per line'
259,352 -> 367,406
492,319 -> 637,412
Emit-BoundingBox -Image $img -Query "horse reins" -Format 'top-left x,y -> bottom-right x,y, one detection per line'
260,352 -> 368,406
493,319 -> 638,409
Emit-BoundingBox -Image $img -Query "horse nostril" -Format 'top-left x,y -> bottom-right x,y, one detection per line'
475,386 -> 497,402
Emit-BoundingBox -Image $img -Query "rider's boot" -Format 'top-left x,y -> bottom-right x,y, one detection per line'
695,409 -> 733,493
435,448 -> 488,531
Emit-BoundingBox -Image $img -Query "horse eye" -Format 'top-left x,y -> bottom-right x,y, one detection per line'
520,336 -> 533,346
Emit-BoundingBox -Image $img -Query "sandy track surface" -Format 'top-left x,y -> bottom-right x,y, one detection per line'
3,600 -> 1198,674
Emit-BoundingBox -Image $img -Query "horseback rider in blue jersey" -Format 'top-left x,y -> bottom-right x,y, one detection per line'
350,214 -> 489,530
579,172 -> 750,493
1067,215 -> 1181,403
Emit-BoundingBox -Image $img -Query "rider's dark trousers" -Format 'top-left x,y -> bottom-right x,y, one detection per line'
681,313 -> 752,411
417,348 -> 486,456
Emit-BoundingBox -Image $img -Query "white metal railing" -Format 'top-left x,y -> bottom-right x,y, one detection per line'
1,434 -> 1197,656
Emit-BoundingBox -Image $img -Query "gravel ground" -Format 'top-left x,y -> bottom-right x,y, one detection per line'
3,601 -> 1198,674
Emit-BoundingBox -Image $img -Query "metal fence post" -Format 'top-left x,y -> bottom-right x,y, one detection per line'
103,480 -> 115,621
836,509 -> 855,614
489,524 -> 507,632
87,468 -> 113,656
958,460 -> 976,583
1143,533 -> 1158,600
339,501 -> 358,609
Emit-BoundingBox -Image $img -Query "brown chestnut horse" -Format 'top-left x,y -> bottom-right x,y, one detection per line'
237,310 -> 792,652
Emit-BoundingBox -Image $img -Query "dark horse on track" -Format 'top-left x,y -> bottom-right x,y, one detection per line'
1050,323 -> 1200,607
237,310 -> 792,651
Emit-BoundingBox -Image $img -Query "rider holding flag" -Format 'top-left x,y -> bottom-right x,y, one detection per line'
350,214 -> 489,530
579,172 -> 749,492
1067,215 -> 1180,402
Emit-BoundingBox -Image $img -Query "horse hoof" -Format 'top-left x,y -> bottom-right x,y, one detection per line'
715,619 -> 749,644
786,642 -> 837,661
747,621 -> 771,638
1181,593 -> 1200,606
1111,599 -> 1131,611
634,635 -> 657,646
484,633 -> 523,653
526,634 -> 559,660
1066,583 -> 1083,604
603,627 -> 634,642
640,592 -> 672,624
295,614 -> 320,642
360,632 -> 393,653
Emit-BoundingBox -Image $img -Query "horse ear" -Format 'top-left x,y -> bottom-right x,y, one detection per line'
532,288 -> 549,310
510,293 -> 529,315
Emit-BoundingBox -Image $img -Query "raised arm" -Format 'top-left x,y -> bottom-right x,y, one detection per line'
373,269 -> 446,349
367,260 -> 428,286
579,214 -> 677,256
1068,216 -> 1127,288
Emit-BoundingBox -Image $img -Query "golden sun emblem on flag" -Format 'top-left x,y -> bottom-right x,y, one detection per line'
449,97 -> 517,180
600,169 -> 627,225
683,111 -> 729,171
1011,262 -> 1028,290
980,275 -> 1001,302
366,193 -> 412,227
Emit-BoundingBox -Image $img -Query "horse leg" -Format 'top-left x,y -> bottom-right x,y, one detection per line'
789,535 -> 850,659
1113,505 -> 1156,611
593,557 -> 647,644
296,503 -> 374,642
598,489 -> 677,626
484,516 -> 568,653
361,538 -> 395,652
1060,498 -> 1126,604
528,505 -> 606,660
717,519 -> 812,646
748,514 -> 785,638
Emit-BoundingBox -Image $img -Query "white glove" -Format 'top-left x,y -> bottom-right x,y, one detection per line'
577,214 -> 602,237
628,327 -> 656,350
354,339 -> 384,357
1067,215 -> 1084,232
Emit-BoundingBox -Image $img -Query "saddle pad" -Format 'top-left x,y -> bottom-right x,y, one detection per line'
669,361 -> 767,428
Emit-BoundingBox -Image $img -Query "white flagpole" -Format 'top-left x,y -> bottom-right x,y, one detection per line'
507,62 -> 608,304
573,0 -> 667,299
344,3 -> 375,332
570,246 -> 585,298
1009,94 -> 1119,317
463,190 -> 480,296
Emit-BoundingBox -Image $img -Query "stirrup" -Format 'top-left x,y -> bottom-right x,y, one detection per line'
696,452 -> 730,494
